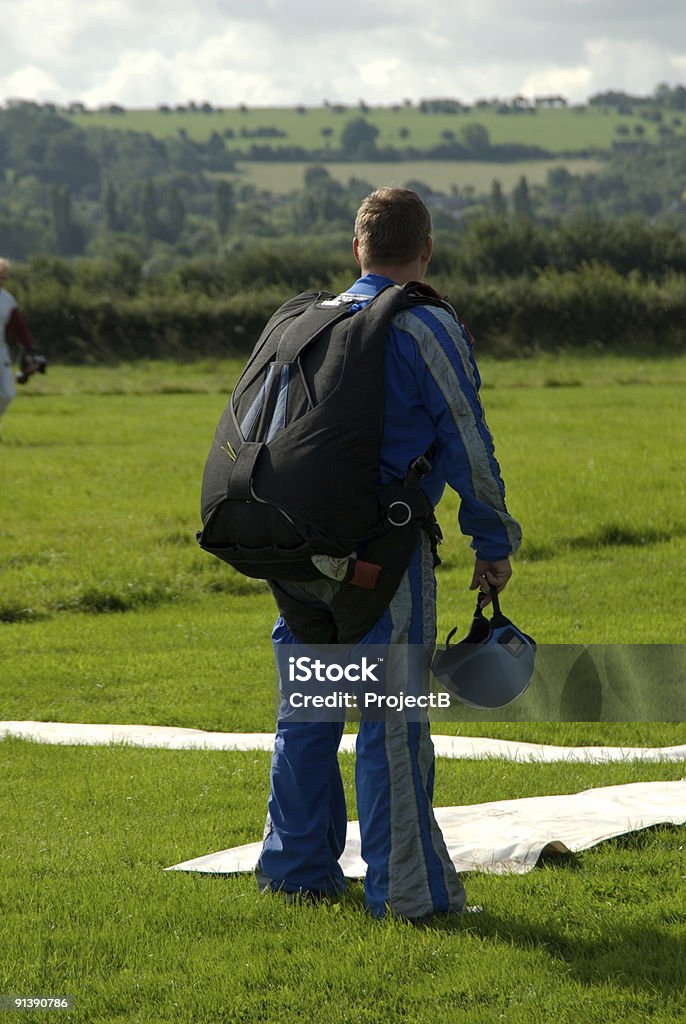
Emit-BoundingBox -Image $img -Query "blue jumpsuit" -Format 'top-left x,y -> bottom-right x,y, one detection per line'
257,274 -> 522,918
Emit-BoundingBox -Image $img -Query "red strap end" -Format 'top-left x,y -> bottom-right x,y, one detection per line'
349,560 -> 382,590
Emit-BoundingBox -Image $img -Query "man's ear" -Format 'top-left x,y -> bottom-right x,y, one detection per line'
424,235 -> 433,265
352,237 -> 362,267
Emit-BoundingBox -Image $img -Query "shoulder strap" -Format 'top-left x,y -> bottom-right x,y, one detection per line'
234,291 -> 335,402
275,297 -> 356,363
273,283 -> 411,363
402,280 -> 459,320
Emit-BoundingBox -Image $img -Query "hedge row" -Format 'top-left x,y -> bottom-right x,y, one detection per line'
24,265 -> 686,363
437,264 -> 686,353
24,288 -> 287,363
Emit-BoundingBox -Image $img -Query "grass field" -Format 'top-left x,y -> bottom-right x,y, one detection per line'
228,157 -> 605,196
66,105 -> 682,153
1,353 -> 685,1022
2,741 -> 685,1024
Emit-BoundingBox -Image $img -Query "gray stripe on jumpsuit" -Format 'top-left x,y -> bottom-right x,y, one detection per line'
395,308 -> 522,555
384,532 -> 465,917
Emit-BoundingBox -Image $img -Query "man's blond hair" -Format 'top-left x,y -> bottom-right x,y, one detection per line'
354,187 -> 432,267
0,258 -> 10,275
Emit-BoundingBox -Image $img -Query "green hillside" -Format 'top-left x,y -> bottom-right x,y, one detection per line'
2,93 -> 685,266
66,103 -> 684,154
227,157 -> 605,196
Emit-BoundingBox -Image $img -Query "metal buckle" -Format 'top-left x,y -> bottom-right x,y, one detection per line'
387,500 -> 412,527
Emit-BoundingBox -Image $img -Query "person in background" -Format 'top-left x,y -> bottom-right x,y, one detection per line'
0,257 -> 40,426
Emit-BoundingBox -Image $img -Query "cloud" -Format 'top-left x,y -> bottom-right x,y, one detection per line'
581,38 -> 685,96
0,65 -> 63,103
0,0 -> 684,107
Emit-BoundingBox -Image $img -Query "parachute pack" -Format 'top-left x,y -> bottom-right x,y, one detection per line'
197,281 -> 455,597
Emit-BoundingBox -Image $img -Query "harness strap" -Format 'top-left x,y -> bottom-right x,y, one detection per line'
226,442 -> 263,501
275,302 -> 355,363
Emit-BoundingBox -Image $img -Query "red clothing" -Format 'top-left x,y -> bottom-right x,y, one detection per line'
6,307 -> 33,348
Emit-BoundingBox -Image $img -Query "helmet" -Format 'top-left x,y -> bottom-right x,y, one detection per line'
431,588 -> 536,709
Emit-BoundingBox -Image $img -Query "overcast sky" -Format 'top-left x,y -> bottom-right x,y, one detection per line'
1,0 -> 685,109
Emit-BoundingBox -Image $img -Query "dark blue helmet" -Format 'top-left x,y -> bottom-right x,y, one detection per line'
431,588 -> 536,709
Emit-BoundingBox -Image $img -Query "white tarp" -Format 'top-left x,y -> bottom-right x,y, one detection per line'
2,722 -> 683,875
166,779 -> 686,877
2,721 -> 686,764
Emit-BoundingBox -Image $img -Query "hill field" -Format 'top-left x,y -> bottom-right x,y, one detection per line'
66,103 -> 684,153
227,157 -> 606,195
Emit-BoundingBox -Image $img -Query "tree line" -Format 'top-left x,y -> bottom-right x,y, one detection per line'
1,99 -> 686,264
8,214 -> 686,362
2,96 -> 686,358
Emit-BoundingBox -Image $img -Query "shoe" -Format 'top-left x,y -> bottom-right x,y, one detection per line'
280,888 -> 336,904
255,861 -> 343,903
398,904 -> 484,925
260,883 -> 341,904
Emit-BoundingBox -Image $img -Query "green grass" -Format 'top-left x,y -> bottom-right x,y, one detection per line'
1,740 -> 684,1024
226,157 -> 605,196
1,353 -> 686,1021
66,105 -> 681,153
1,353 -> 684,642
1,352 -> 685,728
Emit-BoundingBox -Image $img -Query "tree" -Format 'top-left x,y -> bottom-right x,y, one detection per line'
545,167 -> 573,213
214,180 -> 235,237
103,179 -> 120,231
292,169 -> 348,231
40,125 -> 100,191
141,181 -> 160,244
340,118 -> 379,157
207,131 -> 230,170
654,83 -> 672,108
167,188 -> 186,243
50,185 -> 83,255
461,123 -> 490,157
303,166 -> 333,187
512,175 -> 533,219
489,179 -> 507,217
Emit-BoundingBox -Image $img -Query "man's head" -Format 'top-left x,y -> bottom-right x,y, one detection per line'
0,258 -> 9,286
353,187 -> 432,283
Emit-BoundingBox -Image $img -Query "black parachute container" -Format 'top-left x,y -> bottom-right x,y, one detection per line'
197,282 -> 452,582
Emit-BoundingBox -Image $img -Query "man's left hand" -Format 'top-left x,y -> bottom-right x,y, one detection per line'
469,557 -> 512,605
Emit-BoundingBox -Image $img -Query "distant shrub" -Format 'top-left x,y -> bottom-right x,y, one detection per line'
23,265 -> 686,362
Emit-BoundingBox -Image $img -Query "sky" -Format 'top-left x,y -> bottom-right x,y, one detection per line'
0,0 -> 685,109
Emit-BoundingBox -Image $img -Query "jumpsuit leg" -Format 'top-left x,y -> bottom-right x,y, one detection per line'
354,533 -> 466,918
256,610 -> 347,895
257,537 -> 464,914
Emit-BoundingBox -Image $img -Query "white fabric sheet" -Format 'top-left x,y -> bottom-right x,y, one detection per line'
2,722 -> 683,875
166,780 -> 686,876
2,721 -> 686,764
